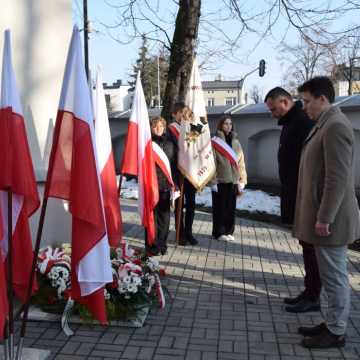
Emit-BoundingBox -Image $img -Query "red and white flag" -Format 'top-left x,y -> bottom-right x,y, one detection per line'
179,57 -> 215,190
44,27 -> 112,324
120,72 -> 158,244
0,29 -> 40,303
94,67 -> 122,248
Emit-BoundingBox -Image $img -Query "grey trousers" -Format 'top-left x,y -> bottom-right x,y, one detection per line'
315,245 -> 350,335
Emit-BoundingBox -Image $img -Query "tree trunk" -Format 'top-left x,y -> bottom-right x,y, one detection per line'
161,0 -> 201,121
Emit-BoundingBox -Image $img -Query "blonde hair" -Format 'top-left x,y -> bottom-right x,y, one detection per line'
181,106 -> 194,122
150,116 -> 167,128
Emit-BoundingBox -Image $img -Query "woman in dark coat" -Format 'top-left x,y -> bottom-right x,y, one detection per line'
146,116 -> 177,255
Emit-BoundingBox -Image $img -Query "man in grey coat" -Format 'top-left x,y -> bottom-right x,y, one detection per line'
293,76 -> 360,349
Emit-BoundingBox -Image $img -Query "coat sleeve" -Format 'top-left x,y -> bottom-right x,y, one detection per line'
237,146 -> 247,185
317,122 -> 354,223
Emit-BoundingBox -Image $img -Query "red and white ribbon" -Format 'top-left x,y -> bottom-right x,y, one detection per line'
154,273 -> 165,309
168,122 -> 180,141
152,141 -> 175,189
211,136 -> 240,170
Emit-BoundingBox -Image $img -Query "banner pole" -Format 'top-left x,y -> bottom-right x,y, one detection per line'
175,175 -> 184,244
15,196 -> 48,360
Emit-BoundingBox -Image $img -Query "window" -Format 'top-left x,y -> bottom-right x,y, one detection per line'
225,97 -> 237,105
207,98 -> 215,107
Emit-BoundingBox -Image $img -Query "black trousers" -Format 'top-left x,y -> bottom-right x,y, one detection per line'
212,183 -> 237,238
175,178 -> 196,239
145,191 -> 170,252
299,240 -> 322,300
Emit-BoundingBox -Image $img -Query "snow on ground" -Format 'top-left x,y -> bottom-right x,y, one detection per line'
119,179 -> 280,216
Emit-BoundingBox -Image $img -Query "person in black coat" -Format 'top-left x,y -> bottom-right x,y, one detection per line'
146,116 -> 177,256
265,87 -> 321,313
167,102 -> 198,246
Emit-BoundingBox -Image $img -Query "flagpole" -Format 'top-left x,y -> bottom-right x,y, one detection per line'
6,189 -> 14,360
83,0 -> 89,80
15,197 -> 48,360
175,176 -> 184,244
117,174 -> 123,197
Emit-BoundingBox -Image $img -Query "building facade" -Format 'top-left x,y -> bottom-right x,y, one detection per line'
202,77 -> 245,107
103,79 -> 132,113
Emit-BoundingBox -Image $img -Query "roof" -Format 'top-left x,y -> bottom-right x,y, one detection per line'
202,80 -> 244,90
109,94 -> 360,120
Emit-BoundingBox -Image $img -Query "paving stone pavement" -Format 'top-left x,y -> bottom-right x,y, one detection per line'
13,200 -> 360,359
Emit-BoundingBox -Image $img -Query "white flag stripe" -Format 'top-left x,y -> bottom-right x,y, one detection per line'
0,30 -> 22,115
94,67 -> 112,171
131,72 -> 151,221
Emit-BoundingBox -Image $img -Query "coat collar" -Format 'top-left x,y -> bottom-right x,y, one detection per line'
278,100 -> 303,126
303,105 -> 340,145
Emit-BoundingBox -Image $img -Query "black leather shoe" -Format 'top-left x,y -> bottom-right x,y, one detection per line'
160,247 -> 168,255
301,327 -> 345,349
178,240 -> 187,246
298,322 -> 327,337
283,292 -> 306,305
285,298 -> 320,313
186,235 -> 198,245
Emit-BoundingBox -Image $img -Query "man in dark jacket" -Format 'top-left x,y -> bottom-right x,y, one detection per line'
265,87 -> 321,313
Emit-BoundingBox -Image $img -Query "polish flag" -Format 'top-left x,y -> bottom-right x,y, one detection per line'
94,67 -> 122,248
44,27 -> 112,324
120,72 -> 158,244
0,30 -> 40,303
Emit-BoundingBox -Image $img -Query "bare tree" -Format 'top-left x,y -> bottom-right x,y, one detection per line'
327,30 -> 360,95
279,31 -> 327,91
249,85 -> 263,104
99,0 -> 360,118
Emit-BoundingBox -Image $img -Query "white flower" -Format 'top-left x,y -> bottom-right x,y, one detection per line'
128,284 -> 138,293
122,276 -> 131,284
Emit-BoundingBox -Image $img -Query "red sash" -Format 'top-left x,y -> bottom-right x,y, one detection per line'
211,136 -> 240,170
168,122 -> 180,141
152,141 -> 175,188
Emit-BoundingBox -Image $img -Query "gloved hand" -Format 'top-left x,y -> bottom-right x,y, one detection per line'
211,184 -> 218,192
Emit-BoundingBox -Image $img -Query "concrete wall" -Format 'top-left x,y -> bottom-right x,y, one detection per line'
112,107 -> 360,188
1,1 -> 72,245
0,0 -> 72,181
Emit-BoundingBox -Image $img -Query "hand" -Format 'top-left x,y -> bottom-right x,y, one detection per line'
237,182 -> 245,195
315,221 -> 331,237
211,184 -> 218,192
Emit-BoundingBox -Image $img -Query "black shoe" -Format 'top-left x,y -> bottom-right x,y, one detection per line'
285,298 -> 320,313
298,322 -> 327,337
283,292 -> 306,305
301,327 -> 345,349
186,235 -> 198,245
178,240 -> 187,246
160,247 -> 168,255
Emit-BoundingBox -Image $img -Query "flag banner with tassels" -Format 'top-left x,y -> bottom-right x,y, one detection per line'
44,26 -> 112,324
178,57 -> 216,190
94,67 -> 122,248
0,29 -> 40,303
120,72 -> 158,244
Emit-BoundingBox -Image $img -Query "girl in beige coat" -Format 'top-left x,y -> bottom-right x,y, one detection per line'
211,116 -> 247,240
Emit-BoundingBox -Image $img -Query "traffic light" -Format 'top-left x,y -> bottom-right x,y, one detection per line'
259,59 -> 266,77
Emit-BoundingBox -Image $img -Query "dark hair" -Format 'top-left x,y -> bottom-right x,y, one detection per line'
298,76 -> 335,103
171,102 -> 185,114
264,87 -> 292,102
217,115 -> 232,132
